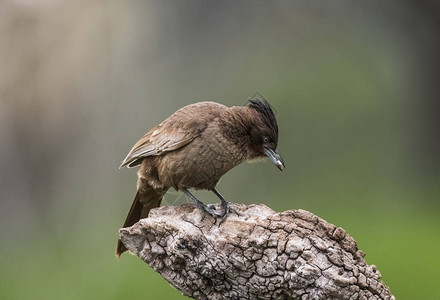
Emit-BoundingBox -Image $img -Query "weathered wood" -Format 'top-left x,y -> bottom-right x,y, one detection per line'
119,203 -> 394,300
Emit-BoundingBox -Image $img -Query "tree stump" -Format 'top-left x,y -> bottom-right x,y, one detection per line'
118,203 -> 395,300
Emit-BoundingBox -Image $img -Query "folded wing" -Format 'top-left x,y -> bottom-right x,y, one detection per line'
120,102 -> 225,168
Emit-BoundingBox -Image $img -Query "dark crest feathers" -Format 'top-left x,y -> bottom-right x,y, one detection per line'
248,99 -> 278,135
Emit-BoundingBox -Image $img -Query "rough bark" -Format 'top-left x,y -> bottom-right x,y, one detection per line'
119,203 -> 395,300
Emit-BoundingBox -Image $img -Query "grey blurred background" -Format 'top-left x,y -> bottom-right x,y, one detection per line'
1,1 -> 439,299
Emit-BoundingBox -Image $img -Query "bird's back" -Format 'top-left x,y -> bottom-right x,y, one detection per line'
120,101 -> 228,168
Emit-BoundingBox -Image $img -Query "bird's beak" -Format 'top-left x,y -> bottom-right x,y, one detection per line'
264,148 -> 285,171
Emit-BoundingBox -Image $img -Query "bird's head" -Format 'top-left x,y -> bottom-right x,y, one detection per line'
246,99 -> 285,171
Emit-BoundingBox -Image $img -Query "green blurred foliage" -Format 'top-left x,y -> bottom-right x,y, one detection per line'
1,1 -> 439,299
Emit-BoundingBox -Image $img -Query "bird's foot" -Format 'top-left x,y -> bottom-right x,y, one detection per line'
195,200 -> 222,222
183,188 -> 221,223
208,188 -> 240,225
218,200 -> 240,225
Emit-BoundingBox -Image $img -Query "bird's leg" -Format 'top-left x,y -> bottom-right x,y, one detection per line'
210,188 -> 239,224
183,188 -> 221,221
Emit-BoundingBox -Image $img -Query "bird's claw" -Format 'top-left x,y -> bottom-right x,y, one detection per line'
218,200 -> 240,225
196,201 -> 222,222
183,188 -> 222,223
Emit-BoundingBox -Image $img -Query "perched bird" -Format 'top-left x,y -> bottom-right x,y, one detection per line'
116,99 -> 284,256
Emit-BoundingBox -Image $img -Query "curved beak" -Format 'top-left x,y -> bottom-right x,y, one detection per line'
264,148 -> 285,171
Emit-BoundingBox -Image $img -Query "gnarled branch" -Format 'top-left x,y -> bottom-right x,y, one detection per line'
119,204 -> 395,300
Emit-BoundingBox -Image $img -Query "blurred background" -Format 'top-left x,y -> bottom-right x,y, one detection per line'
1,1 -> 439,299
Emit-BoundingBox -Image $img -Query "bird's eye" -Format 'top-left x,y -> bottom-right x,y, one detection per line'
263,137 -> 269,143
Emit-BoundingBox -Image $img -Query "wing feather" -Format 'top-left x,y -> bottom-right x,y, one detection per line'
120,102 -> 226,168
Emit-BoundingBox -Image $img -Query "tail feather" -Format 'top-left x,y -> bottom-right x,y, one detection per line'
116,186 -> 165,257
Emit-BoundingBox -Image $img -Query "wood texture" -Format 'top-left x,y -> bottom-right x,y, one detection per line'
119,204 -> 395,300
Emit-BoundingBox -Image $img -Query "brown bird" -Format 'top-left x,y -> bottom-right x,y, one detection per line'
116,99 -> 284,257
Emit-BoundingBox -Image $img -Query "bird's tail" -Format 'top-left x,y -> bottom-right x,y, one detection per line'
116,185 -> 165,257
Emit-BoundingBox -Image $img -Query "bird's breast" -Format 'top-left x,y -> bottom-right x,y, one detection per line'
156,127 -> 245,190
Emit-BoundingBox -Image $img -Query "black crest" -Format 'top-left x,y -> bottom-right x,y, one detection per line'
248,99 -> 279,136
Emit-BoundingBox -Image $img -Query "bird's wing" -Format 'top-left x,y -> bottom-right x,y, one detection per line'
120,102 -> 226,168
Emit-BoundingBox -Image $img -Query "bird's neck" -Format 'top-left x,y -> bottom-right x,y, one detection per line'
218,106 -> 260,160
220,106 -> 251,133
